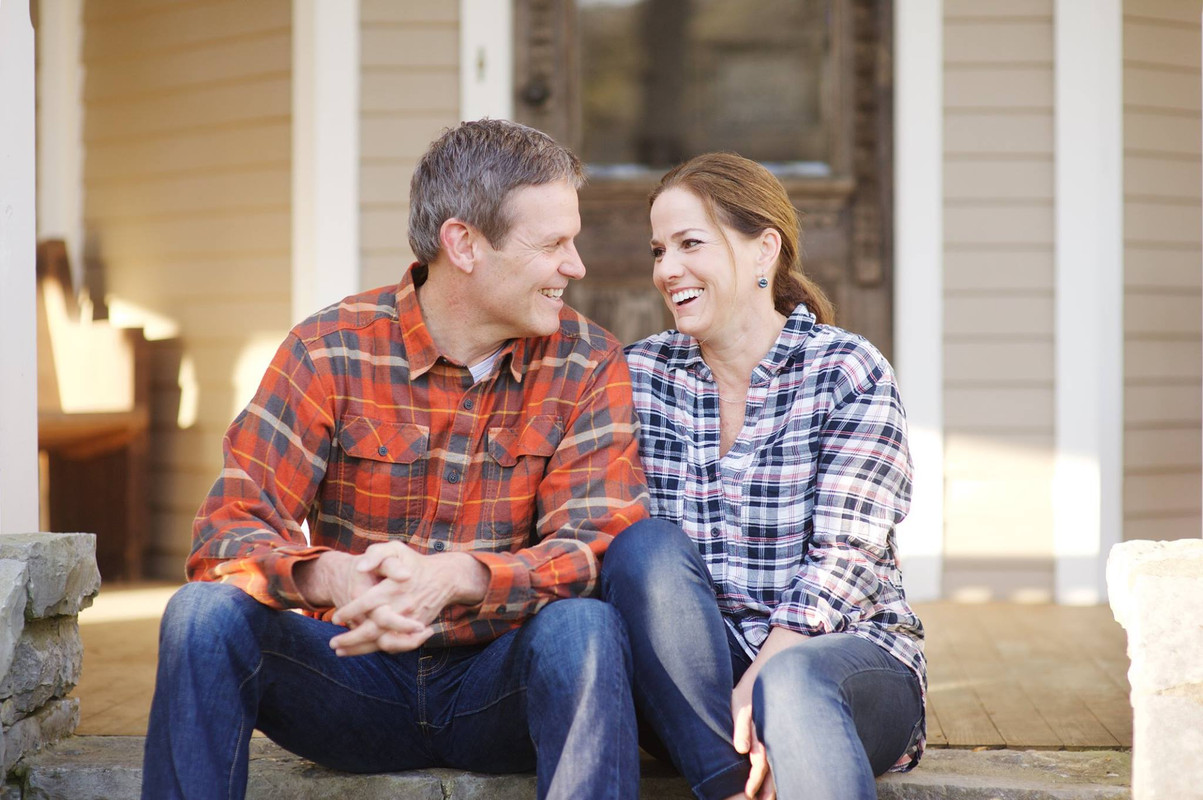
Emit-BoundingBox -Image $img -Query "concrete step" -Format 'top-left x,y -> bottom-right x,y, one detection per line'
4,737 -> 1131,799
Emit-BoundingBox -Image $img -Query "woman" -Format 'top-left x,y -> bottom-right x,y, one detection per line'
602,153 -> 926,800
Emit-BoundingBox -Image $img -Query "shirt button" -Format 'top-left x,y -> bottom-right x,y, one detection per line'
377,446 -> 388,456
432,541 -> 446,552
710,527 -> 721,537
446,469 -> 460,484
463,398 -> 474,410
495,605 -> 506,614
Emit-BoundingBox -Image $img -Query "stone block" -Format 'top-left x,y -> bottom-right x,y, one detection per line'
0,534 -> 99,620
1,697 -> 78,775
1131,692 -> 1203,800
0,618 -> 82,727
0,561 -> 28,682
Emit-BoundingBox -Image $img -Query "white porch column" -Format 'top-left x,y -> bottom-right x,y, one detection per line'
0,0 -> 40,533
35,0 -> 83,286
1053,0 -> 1124,604
893,0 -> 944,602
460,0 -> 513,122
292,0 -> 360,322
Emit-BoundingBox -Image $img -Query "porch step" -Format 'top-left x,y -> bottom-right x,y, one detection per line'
5,736 -> 1130,799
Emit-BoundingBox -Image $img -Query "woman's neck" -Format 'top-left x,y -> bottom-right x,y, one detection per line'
699,306 -> 789,388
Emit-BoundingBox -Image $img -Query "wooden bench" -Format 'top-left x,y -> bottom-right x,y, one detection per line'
36,239 -> 150,582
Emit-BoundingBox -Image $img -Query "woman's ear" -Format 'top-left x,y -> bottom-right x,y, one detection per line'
757,228 -> 782,270
440,218 -> 478,274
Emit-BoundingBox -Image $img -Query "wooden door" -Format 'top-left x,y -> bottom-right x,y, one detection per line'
513,0 -> 895,358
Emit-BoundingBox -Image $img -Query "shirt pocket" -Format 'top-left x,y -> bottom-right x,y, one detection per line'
332,417 -> 428,541
483,414 -> 563,546
641,434 -> 687,524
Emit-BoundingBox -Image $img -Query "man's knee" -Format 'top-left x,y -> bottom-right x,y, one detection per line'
602,517 -> 696,589
160,581 -> 261,651
526,599 -> 631,687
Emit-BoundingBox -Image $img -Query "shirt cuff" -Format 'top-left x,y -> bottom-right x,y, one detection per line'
469,550 -> 533,620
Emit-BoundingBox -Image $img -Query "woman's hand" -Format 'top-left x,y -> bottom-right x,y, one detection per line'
730,627 -> 809,799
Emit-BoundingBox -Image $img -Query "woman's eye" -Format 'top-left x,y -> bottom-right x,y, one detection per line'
682,239 -> 701,249
651,246 -> 665,259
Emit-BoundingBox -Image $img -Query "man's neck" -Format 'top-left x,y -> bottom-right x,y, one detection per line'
415,263 -> 510,367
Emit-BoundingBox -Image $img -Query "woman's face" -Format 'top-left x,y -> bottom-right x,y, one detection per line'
649,187 -> 764,341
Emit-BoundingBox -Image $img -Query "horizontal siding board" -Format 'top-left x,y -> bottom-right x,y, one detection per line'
1124,472 -> 1202,515
1124,66 -> 1203,112
1123,514 -> 1201,541
945,0 -> 1052,19
1124,340 -> 1203,380
361,27 -> 460,69
944,67 -> 1054,109
1125,428 -> 1203,471
86,169 -> 290,217
1126,201 -> 1202,245
945,387 -> 1054,430
1125,384 -> 1202,425
362,207 -> 411,253
944,251 -> 1054,291
944,112 -> 1054,155
1125,110 -> 1202,156
84,123 -> 290,180
1124,155 -> 1203,200
943,21 -> 1053,63
85,78 -> 291,141
944,205 -> 1054,245
945,432 -> 1055,476
361,71 -> 459,114
1124,18 -> 1201,69
361,162 -> 415,204
83,0 -> 290,61
945,341 -> 1054,383
944,159 -> 1053,200
362,115 -> 457,160
95,256 -> 290,300
1124,293 -> 1203,336
1124,0 -> 1203,26
85,32 -> 291,100
1124,247 -> 1203,289
945,295 -> 1054,336
361,0 -> 458,24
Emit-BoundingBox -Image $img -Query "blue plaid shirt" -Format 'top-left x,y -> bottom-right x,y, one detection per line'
625,304 -> 926,767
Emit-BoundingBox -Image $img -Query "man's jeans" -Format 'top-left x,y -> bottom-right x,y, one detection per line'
601,519 -> 924,800
141,581 -> 638,800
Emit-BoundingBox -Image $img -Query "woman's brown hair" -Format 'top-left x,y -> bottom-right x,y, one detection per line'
649,152 -> 835,325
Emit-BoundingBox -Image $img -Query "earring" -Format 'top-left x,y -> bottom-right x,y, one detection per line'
757,276 -> 769,289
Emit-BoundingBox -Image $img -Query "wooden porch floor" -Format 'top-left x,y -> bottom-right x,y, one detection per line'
71,586 -> 1133,750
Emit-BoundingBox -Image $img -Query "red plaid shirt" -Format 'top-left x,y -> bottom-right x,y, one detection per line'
189,264 -> 649,646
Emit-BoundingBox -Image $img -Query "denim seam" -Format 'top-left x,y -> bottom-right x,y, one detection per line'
259,649 -> 412,708
693,759 -> 750,800
229,659 -> 263,800
447,685 -> 526,722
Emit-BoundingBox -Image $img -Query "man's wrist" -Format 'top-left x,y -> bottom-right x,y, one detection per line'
443,552 -> 489,606
295,551 -> 351,607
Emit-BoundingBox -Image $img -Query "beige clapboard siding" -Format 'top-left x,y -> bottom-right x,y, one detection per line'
83,0 -> 293,574
943,2 -> 1056,597
358,1 -> 459,291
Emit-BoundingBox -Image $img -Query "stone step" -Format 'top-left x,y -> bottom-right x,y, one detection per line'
5,737 -> 1130,800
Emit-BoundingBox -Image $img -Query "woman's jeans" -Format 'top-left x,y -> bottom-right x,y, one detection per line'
601,519 -> 923,800
141,581 -> 638,800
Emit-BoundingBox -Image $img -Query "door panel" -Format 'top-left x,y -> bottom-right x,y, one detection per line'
513,0 -> 894,358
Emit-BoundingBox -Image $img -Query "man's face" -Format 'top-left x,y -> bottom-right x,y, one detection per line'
473,180 -> 586,340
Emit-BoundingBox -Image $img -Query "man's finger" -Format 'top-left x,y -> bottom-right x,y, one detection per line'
745,740 -> 768,799
376,556 -> 413,583
376,626 -> 435,653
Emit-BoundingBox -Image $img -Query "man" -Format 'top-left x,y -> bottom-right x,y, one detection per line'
142,120 -> 651,800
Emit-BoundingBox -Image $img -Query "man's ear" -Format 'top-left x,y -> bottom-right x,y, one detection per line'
440,218 -> 479,275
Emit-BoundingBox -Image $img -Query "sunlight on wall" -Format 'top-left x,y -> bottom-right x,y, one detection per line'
231,335 -> 287,420
177,353 -> 198,430
105,297 -> 180,341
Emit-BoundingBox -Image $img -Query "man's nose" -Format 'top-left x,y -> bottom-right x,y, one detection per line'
561,241 -> 586,280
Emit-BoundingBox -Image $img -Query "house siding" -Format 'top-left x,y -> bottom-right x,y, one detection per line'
358,0 -> 459,291
81,0 -> 293,577
1122,0 -> 1202,543
942,0 -> 1058,600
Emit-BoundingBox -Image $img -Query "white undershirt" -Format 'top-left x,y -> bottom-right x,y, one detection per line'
468,347 -> 503,383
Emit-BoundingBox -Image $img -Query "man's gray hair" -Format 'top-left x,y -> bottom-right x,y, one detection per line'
408,119 -> 585,264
